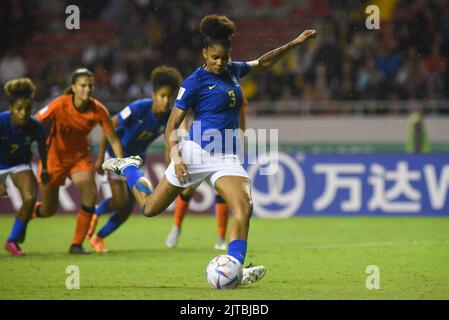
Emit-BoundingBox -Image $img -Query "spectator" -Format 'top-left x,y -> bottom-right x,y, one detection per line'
0,52 -> 27,84
406,105 -> 430,153
1,0 -> 448,115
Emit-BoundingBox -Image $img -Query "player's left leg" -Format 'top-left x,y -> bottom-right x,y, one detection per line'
90,197 -> 135,253
4,170 -> 37,256
87,176 -> 130,239
70,171 -> 97,254
102,156 -> 184,217
96,176 -> 130,217
214,176 -> 266,286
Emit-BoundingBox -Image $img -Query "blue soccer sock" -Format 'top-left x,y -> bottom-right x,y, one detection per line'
228,239 -> 247,265
8,217 -> 28,243
135,178 -> 152,195
123,166 -> 144,192
97,212 -> 124,238
95,198 -> 113,216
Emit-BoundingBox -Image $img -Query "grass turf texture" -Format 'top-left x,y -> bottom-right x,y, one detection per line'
0,215 -> 448,300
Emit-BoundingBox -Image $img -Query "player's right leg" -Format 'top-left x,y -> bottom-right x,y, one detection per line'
35,183 -> 60,218
33,163 -> 67,218
102,156 -> 152,205
4,168 -> 37,256
102,156 -> 184,217
69,171 -> 97,254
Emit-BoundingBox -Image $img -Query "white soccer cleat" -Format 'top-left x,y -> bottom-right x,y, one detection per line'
102,156 -> 143,176
166,226 -> 181,248
214,239 -> 227,251
238,263 -> 266,286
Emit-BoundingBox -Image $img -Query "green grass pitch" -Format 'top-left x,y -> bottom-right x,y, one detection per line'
0,214 -> 448,300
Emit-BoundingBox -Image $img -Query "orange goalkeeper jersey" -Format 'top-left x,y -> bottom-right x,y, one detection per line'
35,95 -> 113,165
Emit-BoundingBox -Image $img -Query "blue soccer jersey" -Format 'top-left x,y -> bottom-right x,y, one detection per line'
0,111 -> 46,169
174,61 -> 251,154
106,98 -> 170,159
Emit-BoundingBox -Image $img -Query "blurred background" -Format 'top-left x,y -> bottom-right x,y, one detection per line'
1,0 -> 448,151
0,0 -> 448,108
0,0 -> 448,215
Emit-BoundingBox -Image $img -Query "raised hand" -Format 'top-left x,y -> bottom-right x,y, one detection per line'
293,29 -> 317,45
174,160 -> 191,185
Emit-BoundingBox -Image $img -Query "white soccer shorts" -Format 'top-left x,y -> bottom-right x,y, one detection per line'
0,163 -> 33,185
165,140 -> 249,189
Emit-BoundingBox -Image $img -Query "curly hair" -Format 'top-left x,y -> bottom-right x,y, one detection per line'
150,66 -> 182,92
4,78 -> 36,105
200,15 -> 236,49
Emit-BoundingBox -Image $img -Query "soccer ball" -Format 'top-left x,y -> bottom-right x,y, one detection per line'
206,255 -> 242,289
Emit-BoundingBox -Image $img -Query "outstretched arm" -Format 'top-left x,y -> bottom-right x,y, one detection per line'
248,29 -> 316,73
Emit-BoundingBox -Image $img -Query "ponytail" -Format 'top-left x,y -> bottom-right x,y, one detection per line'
63,68 -> 94,94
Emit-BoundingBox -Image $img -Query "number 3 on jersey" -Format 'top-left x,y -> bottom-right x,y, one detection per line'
228,90 -> 236,108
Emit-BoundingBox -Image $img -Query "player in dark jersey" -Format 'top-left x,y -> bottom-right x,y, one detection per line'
103,15 -> 316,286
0,78 -> 49,256
87,66 -> 182,253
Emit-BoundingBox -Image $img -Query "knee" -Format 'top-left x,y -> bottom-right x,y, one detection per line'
40,202 -> 57,217
142,207 -> 156,218
234,199 -> 253,220
82,189 -> 97,206
22,194 -> 37,208
142,203 -> 160,218
243,197 -> 253,216
89,189 -> 98,202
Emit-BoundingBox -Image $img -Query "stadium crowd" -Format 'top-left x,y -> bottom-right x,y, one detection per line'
0,0 -> 448,114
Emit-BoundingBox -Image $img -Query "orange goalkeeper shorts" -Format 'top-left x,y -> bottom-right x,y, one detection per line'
38,156 -> 94,187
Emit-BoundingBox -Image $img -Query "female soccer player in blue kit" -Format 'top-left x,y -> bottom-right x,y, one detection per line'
165,102 -> 247,250
88,66 -> 182,253
102,15 -> 316,286
0,78 -> 49,256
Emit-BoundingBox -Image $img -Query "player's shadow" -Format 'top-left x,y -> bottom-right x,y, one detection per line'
106,247 -> 210,254
0,247 -> 208,258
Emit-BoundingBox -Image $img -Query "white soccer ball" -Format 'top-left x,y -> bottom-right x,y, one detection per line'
206,255 -> 242,289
